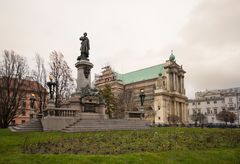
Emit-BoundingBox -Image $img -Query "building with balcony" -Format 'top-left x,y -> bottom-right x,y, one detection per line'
188,87 -> 240,124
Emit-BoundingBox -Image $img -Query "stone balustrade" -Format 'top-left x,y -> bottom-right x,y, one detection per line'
43,108 -> 78,117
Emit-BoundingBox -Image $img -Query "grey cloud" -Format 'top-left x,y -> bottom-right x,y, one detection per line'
180,0 -> 240,48
176,0 -> 240,98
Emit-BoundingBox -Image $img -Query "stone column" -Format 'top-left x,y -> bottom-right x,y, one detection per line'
182,76 -> 185,94
75,60 -> 93,92
177,75 -> 180,93
166,71 -> 171,91
178,102 -> 182,118
175,74 -> 178,92
181,76 -> 183,94
173,73 -> 176,91
179,76 -> 182,93
175,102 -> 178,116
182,103 -> 185,123
181,103 -> 184,122
176,75 -> 178,92
177,102 -> 179,117
174,101 -> 177,115
179,76 -> 181,93
182,76 -> 184,93
170,73 -> 172,91
177,75 -> 179,92
175,74 -> 177,91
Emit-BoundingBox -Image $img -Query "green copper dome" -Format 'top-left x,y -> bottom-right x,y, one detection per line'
169,51 -> 175,61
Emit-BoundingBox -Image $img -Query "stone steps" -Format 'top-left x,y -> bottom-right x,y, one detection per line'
9,118 -> 43,132
62,119 -> 148,132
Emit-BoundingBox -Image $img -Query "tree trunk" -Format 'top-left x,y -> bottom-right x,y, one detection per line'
1,119 -> 8,128
108,112 -> 112,119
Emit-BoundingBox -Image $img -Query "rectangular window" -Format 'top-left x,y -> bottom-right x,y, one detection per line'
22,101 -> 26,108
192,102 -> 195,105
207,101 -> 210,104
21,101 -> 26,116
22,111 -> 26,116
198,102 -> 200,105
11,120 -> 16,125
198,109 -> 201,113
207,108 -> 210,114
214,108 -> 217,114
229,98 -> 232,102
214,101 -> 217,104
193,109 -> 197,114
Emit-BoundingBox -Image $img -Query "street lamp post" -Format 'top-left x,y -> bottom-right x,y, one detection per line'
47,76 -> 56,100
238,106 -> 240,127
139,89 -> 146,119
29,93 -> 36,119
139,89 -> 145,107
237,93 -> 240,127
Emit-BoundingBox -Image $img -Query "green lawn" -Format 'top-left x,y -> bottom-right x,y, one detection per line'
0,128 -> 240,163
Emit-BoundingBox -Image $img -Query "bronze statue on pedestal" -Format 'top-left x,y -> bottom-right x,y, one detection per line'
77,32 -> 90,61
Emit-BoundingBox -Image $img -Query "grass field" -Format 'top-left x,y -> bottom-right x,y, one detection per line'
0,128 -> 240,163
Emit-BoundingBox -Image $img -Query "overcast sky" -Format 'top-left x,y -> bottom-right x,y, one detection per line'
0,0 -> 239,98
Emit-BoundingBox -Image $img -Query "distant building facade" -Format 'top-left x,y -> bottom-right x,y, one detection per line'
0,78 -> 48,125
188,87 -> 240,124
95,53 -> 188,124
14,80 -> 47,125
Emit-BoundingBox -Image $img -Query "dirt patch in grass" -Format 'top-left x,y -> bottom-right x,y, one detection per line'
22,128 -> 240,155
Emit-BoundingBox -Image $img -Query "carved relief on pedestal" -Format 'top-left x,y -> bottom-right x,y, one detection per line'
83,65 -> 91,78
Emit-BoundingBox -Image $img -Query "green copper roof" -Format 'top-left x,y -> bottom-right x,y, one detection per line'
116,64 -> 164,85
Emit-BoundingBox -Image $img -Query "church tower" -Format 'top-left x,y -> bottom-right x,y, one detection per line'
154,51 -> 188,124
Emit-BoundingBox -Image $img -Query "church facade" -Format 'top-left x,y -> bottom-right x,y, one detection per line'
95,53 -> 188,124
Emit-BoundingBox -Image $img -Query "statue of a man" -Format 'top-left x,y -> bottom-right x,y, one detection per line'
77,32 -> 90,61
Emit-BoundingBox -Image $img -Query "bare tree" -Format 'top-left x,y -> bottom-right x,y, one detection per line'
0,50 -> 29,128
49,51 -> 74,107
31,53 -> 48,113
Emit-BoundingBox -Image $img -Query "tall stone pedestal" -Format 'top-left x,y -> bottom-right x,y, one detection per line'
69,59 -> 105,119
75,60 -> 93,93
